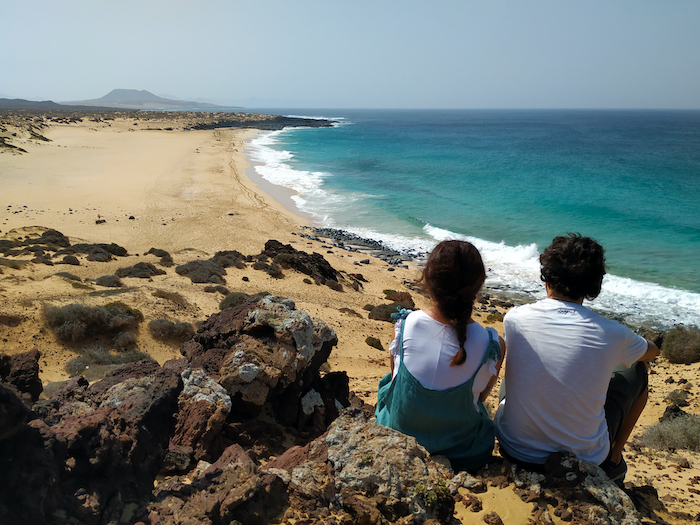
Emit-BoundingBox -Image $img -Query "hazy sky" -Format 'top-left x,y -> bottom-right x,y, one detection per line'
2,0 -> 700,109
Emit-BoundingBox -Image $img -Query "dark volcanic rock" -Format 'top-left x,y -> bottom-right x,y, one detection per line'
0,349 -> 42,402
0,366 -> 182,525
262,239 -> 341,285
185,295 -> 340,427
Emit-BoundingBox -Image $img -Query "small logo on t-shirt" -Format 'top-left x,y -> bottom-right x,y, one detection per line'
557,308 -> 576,314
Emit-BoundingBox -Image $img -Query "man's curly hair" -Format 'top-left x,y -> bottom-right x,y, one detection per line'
540,233 -> 606,300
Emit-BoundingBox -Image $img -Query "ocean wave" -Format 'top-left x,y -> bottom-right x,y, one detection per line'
422,223 -> 700,329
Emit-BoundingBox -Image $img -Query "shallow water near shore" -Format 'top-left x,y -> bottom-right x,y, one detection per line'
244,109 -> 700,330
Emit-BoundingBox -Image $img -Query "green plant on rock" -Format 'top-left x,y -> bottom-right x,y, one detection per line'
414,479 -> 451,509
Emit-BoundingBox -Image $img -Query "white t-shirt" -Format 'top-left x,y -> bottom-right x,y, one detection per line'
389,310 -> 499,408
494,298 -> 649,465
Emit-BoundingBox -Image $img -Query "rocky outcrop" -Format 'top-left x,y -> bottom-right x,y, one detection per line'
0,296 -> 347,524
0,298 -> 682,525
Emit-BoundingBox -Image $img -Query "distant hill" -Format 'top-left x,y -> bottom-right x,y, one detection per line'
63,89 -> 237,110
0,98 -> 74,110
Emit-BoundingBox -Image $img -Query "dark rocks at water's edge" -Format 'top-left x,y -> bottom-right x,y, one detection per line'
296,226 -> 418,269
0,106 -> 333,133
0,298 -> 683,524
187,114 -> 334,131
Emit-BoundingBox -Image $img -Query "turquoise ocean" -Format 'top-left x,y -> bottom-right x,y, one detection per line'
243,109 -> 700,330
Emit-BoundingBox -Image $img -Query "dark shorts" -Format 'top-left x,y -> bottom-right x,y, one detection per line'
604,361 -> 649,452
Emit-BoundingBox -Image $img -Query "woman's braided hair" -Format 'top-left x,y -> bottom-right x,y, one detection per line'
421,240 -> 486,366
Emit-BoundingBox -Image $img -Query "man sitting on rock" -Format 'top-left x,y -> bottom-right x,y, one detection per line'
494,233 -> 659,481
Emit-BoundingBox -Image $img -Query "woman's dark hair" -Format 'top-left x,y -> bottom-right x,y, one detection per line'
539,233 -> 606,300
421,240 -> 486,366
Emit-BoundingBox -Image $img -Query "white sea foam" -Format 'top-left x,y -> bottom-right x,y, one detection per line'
243,130 -> 700,330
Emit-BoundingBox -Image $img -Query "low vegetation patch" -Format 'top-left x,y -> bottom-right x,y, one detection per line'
661,325 -> 700,364
219,291 -> 270,311
203,285 -> 230,295
365,336 -> 384,350
176,260 -> 227,284
55,271 -> 82,282
95,275 -> 124,288
383,289 -> 414,307
115,262 -> 167,279
641,414 -> 700,452
485,312 -> 505,324
65,346 -> 150,379
220,292 -> 253,311
71,281 -> 94,291
152,289 -> 189,307
148,318 -> 195,342
44,301 -> 144,343
0,258 -> 29,270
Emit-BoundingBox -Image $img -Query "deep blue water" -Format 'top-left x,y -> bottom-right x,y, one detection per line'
244,109 -> 700,329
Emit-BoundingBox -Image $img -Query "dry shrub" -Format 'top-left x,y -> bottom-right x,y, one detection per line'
44,301 -> 143,342
203,285 -> 230,295
65,345 -> 150,378
267,263 -> 284,279
384,290 -> 414,307
365,336 -> 384,350
326,279 -> 343,292
113,331 -> 137,351
641,414 -> 700,452
485,312 -> 505,324
159,255 -> 174,267
211,250 -> 247,269
148,318 -> 195,342
152,289 -> 189,307
176,260 -> 226,284
661,325 -> 700,364
116,262 -> 167,279
96,274 -> 124,288
55,271 -> 81,282
219,292 -> 252,311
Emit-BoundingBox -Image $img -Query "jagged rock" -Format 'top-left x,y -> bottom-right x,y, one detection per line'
480,451 -> 642,525
168,369 -> 232,467
0,367 -> 182,525
262,239 -> 341,285
0,349 -> 43,402
144,408 -> 458,525
181,296 -> 341,434
0,383 -> 32,439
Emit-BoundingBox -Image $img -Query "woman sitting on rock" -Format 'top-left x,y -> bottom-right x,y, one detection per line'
376,240 -> 505,472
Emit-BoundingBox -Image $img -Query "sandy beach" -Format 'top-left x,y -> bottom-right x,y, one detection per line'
2,113 -> 699,523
